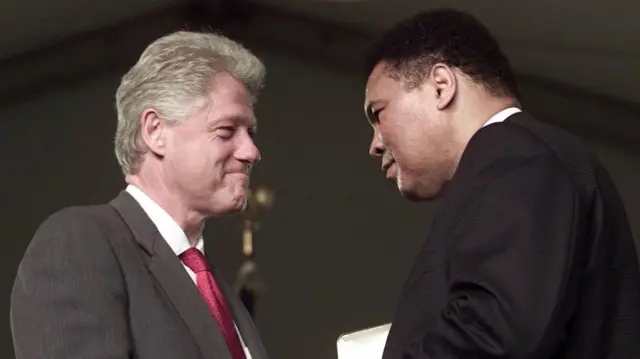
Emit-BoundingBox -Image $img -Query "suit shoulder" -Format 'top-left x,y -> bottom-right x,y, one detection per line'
22,204 -> 122,264
462,120 -> 555,170
472,112 -> 591,155
465,113 -> 601,195
35,204 -> 119,237
12,203 -> 129,320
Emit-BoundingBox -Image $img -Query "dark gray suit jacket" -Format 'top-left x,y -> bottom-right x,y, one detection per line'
10,191 -> 268,359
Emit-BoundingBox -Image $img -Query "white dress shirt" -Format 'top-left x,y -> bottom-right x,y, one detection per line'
482,106 -> 521,128
125,185 -> 251,358
126,185 -> 203,282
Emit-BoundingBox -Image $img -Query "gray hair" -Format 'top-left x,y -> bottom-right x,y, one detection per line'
114,31 -> 266,174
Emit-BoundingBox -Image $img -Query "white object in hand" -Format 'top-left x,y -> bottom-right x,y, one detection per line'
336,323 -> 391,359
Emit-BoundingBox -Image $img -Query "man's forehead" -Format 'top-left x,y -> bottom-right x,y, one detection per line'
364,63 -> 395,120
206,103 -> 257,127
364,87 -> 371,110
364,75 -> 379,102
365,65 -> 394,98
364,74 -> 386,110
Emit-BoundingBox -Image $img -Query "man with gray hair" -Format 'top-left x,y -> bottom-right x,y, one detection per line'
10,31 -> 268,359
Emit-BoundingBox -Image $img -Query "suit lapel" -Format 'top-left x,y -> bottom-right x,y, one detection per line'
212,263 -> 269,359
110,191 -> 231,359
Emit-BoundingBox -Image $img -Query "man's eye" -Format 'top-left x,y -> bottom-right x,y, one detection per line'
216,127 -> 235,138
372,108 -> 383,122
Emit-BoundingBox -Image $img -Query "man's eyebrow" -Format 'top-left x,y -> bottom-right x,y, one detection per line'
212,114 -> 256,126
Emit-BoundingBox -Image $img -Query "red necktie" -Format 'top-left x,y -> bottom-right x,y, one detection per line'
180,248 -> 246,359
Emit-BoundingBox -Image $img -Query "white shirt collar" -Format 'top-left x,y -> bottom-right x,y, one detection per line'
125,184 -> 204,256
482,107 -> 521,128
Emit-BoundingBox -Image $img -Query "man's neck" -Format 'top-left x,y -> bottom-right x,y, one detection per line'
454,96 -> 519,144
125,172 -> 205,246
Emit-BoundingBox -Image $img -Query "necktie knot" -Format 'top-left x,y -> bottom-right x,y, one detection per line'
179,248 -> 211,273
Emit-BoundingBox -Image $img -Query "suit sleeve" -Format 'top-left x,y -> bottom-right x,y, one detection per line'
406,150 -> 584,359
10,208 -> 132,359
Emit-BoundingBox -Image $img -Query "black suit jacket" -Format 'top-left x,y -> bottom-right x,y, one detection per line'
383,112 -> 640,359
10,191 -> 268,359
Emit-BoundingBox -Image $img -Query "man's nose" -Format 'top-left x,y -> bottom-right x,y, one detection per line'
237,136 -> 261,165
369,131 -> 385,158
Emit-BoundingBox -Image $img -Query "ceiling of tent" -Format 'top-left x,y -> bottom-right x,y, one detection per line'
1,0 -> 638,105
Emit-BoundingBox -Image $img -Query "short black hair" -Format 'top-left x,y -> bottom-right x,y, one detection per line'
364,8 -> 519,99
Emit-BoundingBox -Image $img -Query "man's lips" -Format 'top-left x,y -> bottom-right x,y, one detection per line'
228,172 -> 249,180
383,161 -> 396,179
382,160 -> 393,173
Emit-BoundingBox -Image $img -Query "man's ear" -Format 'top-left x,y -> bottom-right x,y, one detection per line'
429,63 -> 456,110
139,109 -> 167,157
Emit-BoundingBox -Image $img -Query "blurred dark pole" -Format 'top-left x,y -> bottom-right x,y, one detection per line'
234,187 -> 273,320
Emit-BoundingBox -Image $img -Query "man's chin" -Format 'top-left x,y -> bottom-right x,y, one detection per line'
209,199 -> 246,216
399,189 -> 432,201
398,183 -> 442,202
227,191 -> 249,212
207,189 -> 248,216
